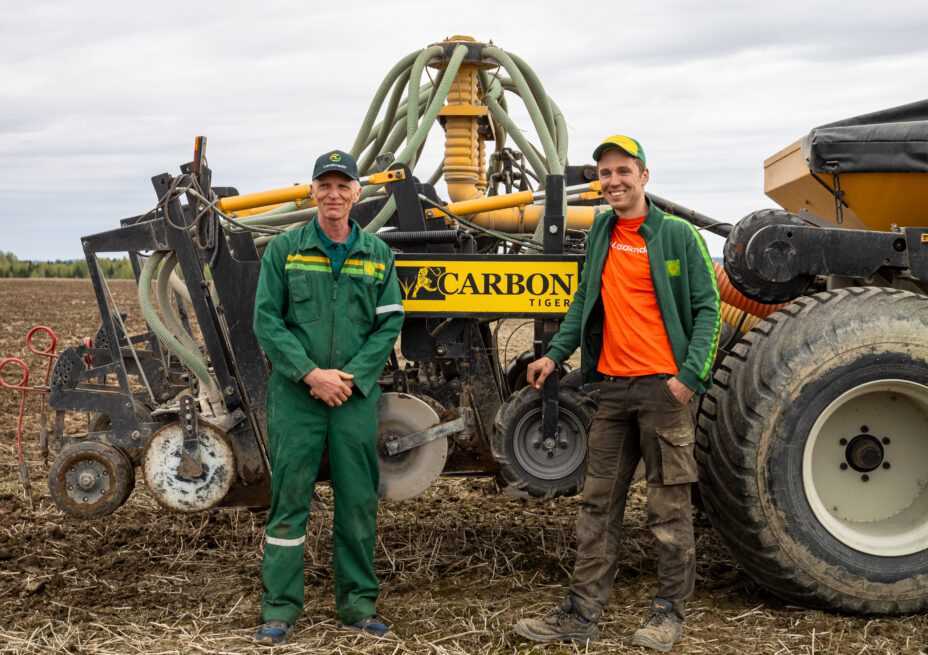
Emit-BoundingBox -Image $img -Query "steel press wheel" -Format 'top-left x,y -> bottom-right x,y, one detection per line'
48,441 -> 135,518
377,392 -> 448,501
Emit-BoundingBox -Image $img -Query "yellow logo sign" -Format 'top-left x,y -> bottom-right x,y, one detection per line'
396,258 -> 580,316
329,152 -> 342,162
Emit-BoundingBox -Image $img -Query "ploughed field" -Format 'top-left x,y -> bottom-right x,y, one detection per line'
0,278 -> 924,654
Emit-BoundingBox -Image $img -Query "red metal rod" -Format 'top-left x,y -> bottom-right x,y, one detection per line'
26,325 -> 58,385
0,357 -> 34,505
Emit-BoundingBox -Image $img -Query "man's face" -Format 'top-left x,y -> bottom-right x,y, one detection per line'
312,172 -> 361,222
597,148 -> 649,216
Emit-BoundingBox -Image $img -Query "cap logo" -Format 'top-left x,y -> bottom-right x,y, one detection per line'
329,152 -> 342,162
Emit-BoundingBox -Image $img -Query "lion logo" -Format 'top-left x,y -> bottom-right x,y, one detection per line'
400,266 -> 445,300
411,267 -> 442,298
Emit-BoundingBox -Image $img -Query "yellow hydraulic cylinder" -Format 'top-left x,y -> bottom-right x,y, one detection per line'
218,185 -> 311,213
218,169 -> 405,216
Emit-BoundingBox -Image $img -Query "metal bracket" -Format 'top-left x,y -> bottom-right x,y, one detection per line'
176,394 -> 204,479
385,407 -> 474,456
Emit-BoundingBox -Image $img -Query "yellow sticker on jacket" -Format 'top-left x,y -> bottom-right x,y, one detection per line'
666,259 -> 681,277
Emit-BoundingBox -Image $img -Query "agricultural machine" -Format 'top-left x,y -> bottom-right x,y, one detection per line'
1,37 -> 926,615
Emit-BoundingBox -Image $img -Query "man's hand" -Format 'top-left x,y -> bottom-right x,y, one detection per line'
304,368 -> 354,407
666,376 -> 694,405
526,356 -> 557,390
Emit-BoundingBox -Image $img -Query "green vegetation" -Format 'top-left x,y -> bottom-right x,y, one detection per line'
0,251 -> 134,279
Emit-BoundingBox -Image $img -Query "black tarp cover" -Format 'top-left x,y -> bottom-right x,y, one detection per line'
801,99 -> 928,174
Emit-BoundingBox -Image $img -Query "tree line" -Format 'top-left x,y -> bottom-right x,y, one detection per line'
0,252 -> 135,279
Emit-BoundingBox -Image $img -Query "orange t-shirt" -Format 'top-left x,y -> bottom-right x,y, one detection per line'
597,215 -> 678,377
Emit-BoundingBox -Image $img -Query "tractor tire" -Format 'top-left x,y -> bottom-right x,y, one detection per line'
493,385 -> 596,499
696,287 -> 928,614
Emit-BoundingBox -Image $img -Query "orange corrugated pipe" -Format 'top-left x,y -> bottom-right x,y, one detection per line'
714,262 -> 785,319
721,302 -> 762,333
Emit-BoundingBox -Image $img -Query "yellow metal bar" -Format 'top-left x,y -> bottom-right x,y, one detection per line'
425,190 -> 535,218
219,185 -> 311,213
425,180 -> 600,220
219,169 -> 406,215
367,168 -> 407,185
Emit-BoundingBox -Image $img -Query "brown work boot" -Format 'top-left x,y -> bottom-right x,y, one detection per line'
513,597 -> 599,643
630,599 -> 683,652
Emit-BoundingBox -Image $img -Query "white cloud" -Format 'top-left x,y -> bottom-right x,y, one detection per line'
1,0 -> 926,258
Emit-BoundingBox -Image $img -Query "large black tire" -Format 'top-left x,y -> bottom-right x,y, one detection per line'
697,287 -> 928,614
493,386 -> 596,499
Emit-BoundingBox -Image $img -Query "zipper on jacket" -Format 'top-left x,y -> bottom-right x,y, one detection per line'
329,283 -> 338,369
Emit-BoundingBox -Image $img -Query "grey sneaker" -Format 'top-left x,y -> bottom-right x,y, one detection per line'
630,599 -> 683,652
254,620 -> 292,646
513,598 -> 599,643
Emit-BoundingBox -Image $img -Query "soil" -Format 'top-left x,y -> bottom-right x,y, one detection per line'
0,278 -> 925,654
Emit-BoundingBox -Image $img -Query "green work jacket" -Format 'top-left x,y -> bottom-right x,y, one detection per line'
253,218 -> 404,397
546,201 -> 721,394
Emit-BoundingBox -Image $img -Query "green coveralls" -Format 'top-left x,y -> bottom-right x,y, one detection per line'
252,218 -> 404,625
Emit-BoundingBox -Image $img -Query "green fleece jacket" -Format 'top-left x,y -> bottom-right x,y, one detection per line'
546,201 -> 721,393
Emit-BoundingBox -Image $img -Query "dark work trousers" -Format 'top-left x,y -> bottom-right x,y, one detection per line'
569,374 -> 698,621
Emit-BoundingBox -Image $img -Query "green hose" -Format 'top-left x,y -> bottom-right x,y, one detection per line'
363,44 -> 467,234
139,252 -> 213,391
509,52 -> 557,145
359,81 -> 432,156
483,46 -> 562,174
349,50 -> 420,158
234,42 -> 574,241
397,44 -> 466,166
156,253 -> 200,356
482,76 -> 548,179
406,45 -> 443,144
359,83 -> 432,178
358,68 -> 412,175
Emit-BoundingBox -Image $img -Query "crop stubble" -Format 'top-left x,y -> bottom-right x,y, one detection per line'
0,279 -> 924,654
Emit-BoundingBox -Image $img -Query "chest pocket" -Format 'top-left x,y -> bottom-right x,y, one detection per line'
287,275 -> 320,325
347,275 -> 378,331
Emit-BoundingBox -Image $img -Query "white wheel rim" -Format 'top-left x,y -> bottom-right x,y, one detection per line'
143,422 -> 236,512
803,379 -> 928,557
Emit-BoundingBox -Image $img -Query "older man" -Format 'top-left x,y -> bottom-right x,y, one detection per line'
252,150 -> 404,644
514,136 -> 720,652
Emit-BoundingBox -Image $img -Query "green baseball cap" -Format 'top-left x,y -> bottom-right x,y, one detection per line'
312,149 -> 359,181
592,135 -> 647,165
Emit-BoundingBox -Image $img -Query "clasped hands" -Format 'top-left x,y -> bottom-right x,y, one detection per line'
303,368 -> 354,407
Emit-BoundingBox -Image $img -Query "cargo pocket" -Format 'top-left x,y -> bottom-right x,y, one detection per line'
287,275 -> 319,325
656,425 -> 698,485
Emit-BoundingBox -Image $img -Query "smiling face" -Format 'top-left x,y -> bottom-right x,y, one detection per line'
312,172 -> 361,224
597,148 -> 649,217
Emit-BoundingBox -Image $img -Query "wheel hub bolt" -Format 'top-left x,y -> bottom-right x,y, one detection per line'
78,471 -> 97,490
543,438 -> 556,451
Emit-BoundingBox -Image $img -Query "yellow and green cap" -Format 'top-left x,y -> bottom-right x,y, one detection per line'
312,149 -> 359,181
592,135 -> 646,165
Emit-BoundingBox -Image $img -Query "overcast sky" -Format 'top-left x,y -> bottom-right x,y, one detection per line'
2,1 -> 926,260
